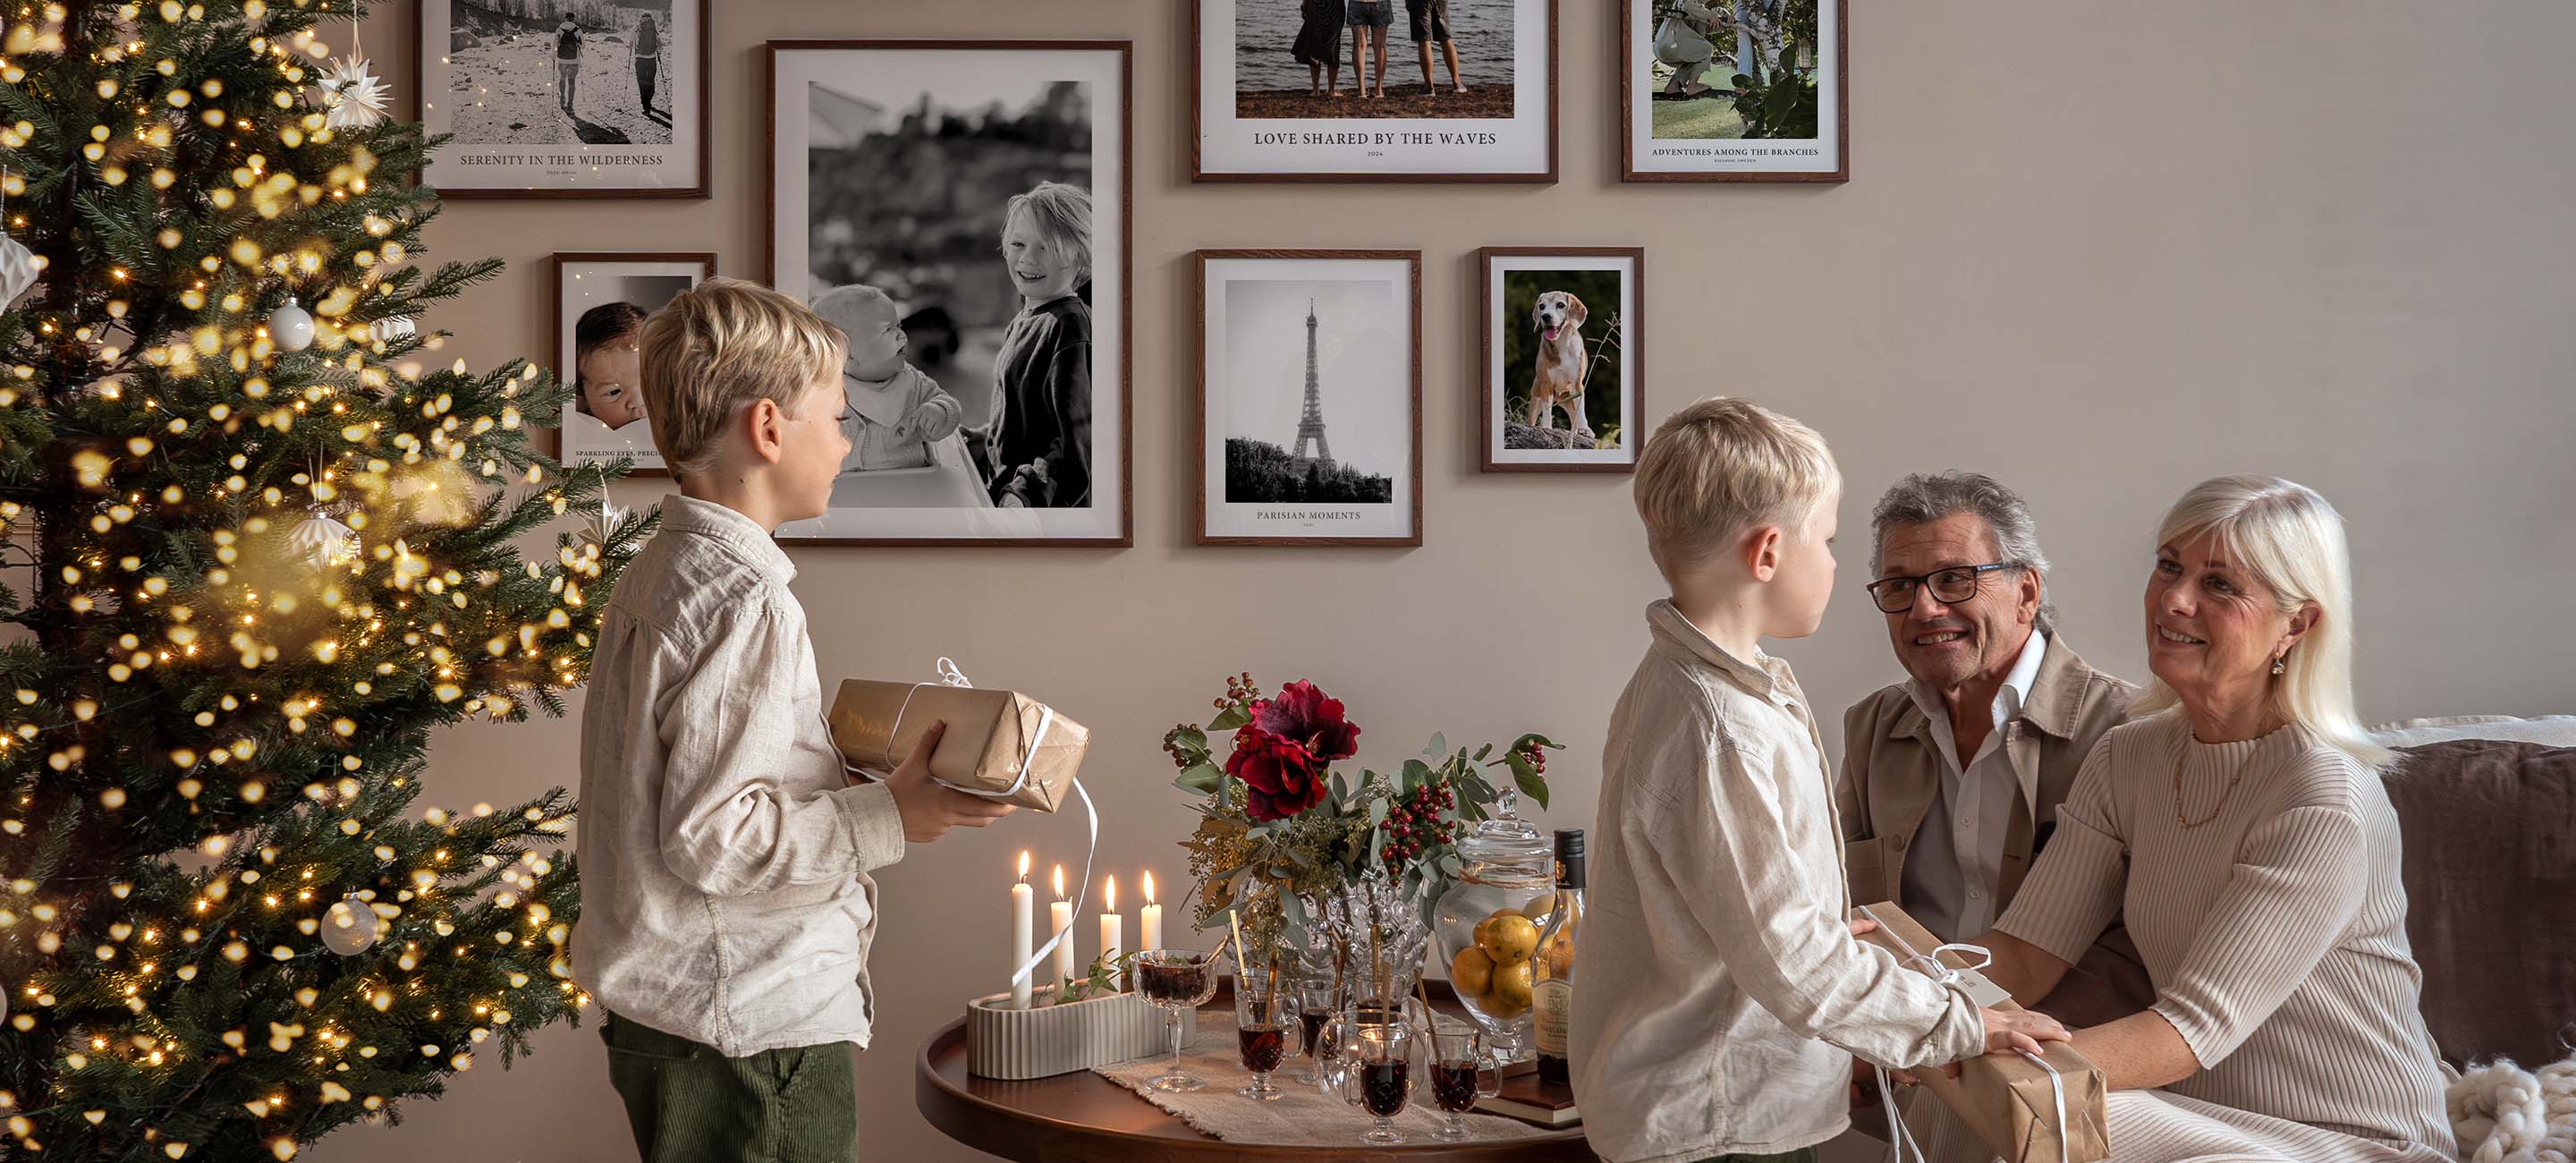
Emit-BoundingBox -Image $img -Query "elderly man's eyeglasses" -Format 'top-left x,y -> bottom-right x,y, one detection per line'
1865,563 -> 2020,614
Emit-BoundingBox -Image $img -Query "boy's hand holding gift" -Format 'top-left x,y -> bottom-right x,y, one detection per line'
869,720 -> 1018,843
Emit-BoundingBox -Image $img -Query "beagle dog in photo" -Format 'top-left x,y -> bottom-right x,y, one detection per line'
1527,290 -> 1593,440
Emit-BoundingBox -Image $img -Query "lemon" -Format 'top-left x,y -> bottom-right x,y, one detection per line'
1491,959 -> 1535,1009
1449,947 -> 1496,997
1519,892 -> 1556,921
1480,914 -> 1539,964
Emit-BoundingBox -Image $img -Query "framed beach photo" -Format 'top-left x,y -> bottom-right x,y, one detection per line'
1196,250 -> 1422,546
1621,0 -> 1845,182
1192,0 -> 1558,183
418,0 -> 710,198
1480,247 -> 1643,472
548,252 -> 713,476
767,40 -> 1131,547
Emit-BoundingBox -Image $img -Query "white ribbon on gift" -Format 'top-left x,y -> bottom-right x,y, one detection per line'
877,658 -> 1095,1001
1859,902 -> 2072,1163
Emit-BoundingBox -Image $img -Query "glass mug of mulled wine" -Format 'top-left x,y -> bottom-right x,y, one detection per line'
1136,947 -> 1227,1092
1233,973 -> 1294,1101
1350,1020 -> 1418,1145
1428,1023 -> 1504,1139
1292,977 -> 1340,1085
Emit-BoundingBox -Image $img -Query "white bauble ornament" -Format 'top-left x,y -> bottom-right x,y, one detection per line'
286,509 -> 359,569
267,296 -> 315,352
0,232 -> 39,305
321,895 -> 380,956
367,316 -> 416,344
317,55 -> 390,132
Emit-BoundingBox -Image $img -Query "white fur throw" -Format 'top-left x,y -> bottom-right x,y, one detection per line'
2450,1053 -> 2576,1163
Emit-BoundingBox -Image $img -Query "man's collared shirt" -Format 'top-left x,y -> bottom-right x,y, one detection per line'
1902,629 -> 2048,940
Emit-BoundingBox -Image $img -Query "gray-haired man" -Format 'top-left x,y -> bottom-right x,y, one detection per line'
1838,472 -> 2153,1028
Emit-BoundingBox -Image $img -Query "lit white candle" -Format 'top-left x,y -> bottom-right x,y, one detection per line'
1099,875 -> 1123,984
1140,870 -> 1164,953
1049,864 -> 1075,989
1011,851 -> 1034,1009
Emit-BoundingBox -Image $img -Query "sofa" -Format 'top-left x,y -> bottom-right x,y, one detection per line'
2372,715 -> 2576,1070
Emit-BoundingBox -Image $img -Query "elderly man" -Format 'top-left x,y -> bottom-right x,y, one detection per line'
1838,472 -> 2151,1028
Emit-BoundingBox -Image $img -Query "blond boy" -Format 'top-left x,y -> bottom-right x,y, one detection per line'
1568,398 -> 2067,1163
574,277 -> 1014,1163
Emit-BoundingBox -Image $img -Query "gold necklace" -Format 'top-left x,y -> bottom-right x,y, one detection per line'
2171,726 -> 2270,828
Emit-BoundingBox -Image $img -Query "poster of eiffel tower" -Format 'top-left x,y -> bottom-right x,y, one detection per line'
1199,250 -> 1422,546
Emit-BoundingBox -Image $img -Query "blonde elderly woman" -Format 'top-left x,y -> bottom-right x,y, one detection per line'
1906,476 -> 2454,1163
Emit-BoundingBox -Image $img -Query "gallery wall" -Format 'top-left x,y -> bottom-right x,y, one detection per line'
314,2 -> 2576,1160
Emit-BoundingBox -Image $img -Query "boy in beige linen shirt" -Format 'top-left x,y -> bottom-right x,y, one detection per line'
1569,398 -> 2068,1163
575,278 -> 1014,1163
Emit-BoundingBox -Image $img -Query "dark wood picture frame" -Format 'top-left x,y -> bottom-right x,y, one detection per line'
1195,249 -> 1425,547
764,39 -> 1134,548
1189,0 -> 1561,183
1618,0 -> 1849,183
1479,246 -> 1645,474
414,0 -> 713,199
547,251 -> 716,479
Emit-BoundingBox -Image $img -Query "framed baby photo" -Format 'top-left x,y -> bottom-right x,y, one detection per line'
549,251 -> 715,477
1191,0 -> 1559,183
1480,247 -> 1644,473
417,0 -> 711,198
766,40 -> 1133,548
1196,250 -> 1422,546
1621,0 -> 1846,182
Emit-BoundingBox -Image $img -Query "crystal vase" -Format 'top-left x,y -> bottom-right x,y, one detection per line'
1316,869 -> 1434,1020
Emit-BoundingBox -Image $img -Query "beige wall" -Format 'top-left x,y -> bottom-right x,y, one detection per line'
317,2 -> 2576,1159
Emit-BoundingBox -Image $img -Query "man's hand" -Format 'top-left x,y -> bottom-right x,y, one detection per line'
1848,915 -> 1880,938
881,721 -> 1016,843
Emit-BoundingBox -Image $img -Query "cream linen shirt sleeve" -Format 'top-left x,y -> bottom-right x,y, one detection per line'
650,597 -> 907,897
1641,724 -> 1986,1070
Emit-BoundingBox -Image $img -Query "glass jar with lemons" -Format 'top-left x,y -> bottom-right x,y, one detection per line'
1428,795 -> 1557,1063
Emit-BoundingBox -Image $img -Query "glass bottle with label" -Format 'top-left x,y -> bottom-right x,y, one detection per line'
1532,828 -> 1584,1086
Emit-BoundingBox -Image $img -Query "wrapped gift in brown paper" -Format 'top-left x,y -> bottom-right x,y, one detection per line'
1855,900 -> 2112,1163
828,674 -> 1088,813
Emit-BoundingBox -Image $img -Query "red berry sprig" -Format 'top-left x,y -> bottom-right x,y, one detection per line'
1377,779 -> 1459,865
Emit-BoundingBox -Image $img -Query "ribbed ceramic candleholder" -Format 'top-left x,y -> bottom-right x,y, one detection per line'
964,986 -> 1196,1080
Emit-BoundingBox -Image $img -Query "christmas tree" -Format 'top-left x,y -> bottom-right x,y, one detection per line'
0,2 -> 648,1159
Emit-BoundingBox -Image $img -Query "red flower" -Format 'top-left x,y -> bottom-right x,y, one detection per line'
1250,680 -> 1361,762
1224,729 -> 1329,821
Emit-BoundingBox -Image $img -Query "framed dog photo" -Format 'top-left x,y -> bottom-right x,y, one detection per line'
549,252 -> 713,476
1622,0 -> 1846,182
1480,247 -> 1643,472
1197,250 -> 1422,546
418,0 -> 710,198
1192,0 -> 1558,182
766,40 -> 1131,547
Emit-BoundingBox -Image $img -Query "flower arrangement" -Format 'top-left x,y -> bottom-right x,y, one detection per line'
1160,674 -> 1558,961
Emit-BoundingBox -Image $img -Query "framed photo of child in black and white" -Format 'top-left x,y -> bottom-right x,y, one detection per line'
766,40 -> 1132,547
1192,0 -> 1558,182
1479,247 -> 1643,472
1196,250 -> 1422,546
1621,0 -> 1845,182
417,0 -> 709,198
549,252 -> 714,475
